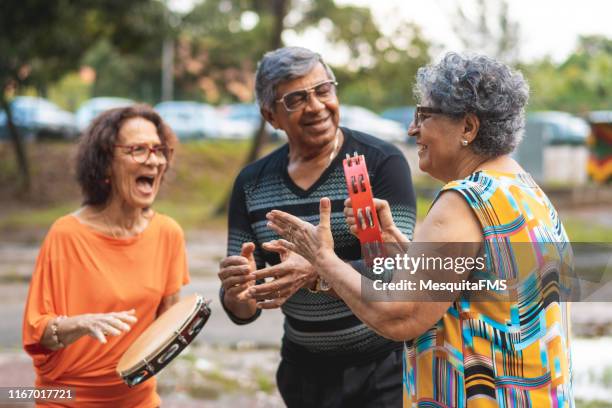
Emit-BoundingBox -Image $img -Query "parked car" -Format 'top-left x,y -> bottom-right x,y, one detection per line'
525,111 -> 590,145
340,105 -> 407,143
218,103 -> 285,140
76,97 -> 134,131
0,96 -> 78,140
381,106 -> 415,127
154,101 -> 219,140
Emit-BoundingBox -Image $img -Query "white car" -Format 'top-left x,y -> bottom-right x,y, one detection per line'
340,105 -> 407,143
154,101 -> 219,140
76,97 -> 134,132
0,96 -> 77,140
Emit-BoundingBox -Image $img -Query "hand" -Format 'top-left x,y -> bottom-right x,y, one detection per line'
218,242 -> 257,304
266,198 -> 334,265
344,197 -> 400,243
63,309 -> 137,345
246,240 -> 316,309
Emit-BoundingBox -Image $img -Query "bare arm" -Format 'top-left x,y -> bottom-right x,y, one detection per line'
39,310 -> 137,350
267,192 -> 483,341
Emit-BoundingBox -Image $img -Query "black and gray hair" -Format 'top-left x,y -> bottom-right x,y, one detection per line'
255,46 -> 336,111
414,52 -> 529,157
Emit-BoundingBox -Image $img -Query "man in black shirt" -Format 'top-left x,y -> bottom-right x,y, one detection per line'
218,46 -> 416,407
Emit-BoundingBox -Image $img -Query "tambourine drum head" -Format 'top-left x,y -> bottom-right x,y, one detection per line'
117,294 -> 200,374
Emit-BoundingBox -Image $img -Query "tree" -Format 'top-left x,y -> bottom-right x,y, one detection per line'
0,0 -> 166,192
522,36 -> 612,113
451,0 -> 520,64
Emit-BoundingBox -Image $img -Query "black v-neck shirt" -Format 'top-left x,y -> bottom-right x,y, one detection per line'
224,127 -> 416,365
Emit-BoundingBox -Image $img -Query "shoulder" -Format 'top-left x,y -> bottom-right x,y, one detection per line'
441,171 -> 500,206
45,215 -> 82,240
153,213 -> 185,239
417,190 -> 482,242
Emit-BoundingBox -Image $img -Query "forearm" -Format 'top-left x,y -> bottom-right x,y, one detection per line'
40,316 -> 86,350
315,251 -> 417,340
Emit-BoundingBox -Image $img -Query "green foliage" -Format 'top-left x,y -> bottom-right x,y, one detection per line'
522,36 -> 612,114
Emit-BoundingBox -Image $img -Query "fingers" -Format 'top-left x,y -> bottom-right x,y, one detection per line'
97,321 -> 122,337
262,240 -> 288,256
218,264 -> 254,281
319,197 -> 331,229
373,198 -> 390,212
266,210 -> 303,232
224,274 -> 256,288
257,297 -> 287,309
240,242 -> 255,259
91,327 -> 108,344
113,309 -> 138,324
220,255 -> 250,268
344,197 -> 353,209
277,239 -> 296,252
252,264 -> 286,280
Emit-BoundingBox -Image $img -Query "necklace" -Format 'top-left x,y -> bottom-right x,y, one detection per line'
328,129 -> 341,167
102,212 -> 119,239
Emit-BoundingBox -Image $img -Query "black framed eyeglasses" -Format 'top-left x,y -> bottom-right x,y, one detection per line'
413,105 -> 446,127
114,144 -> 173,164
275,80 -> 338,112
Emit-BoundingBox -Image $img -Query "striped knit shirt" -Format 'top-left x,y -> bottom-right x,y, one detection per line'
223,127 -> 416,365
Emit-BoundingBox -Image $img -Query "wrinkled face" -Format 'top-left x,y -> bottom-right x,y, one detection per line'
266,63 -> 340,150
109,117 -> 166,209
410,109 -> 465,181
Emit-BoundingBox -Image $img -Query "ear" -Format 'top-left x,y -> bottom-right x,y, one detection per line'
261,107 -> 279,130
462,113 -> 480,143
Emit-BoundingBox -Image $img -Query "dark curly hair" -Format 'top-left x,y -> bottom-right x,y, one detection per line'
76,104 -> 177,206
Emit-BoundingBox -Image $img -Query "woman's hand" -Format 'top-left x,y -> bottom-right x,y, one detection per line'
344,197 -> 404,243
73,310 -> 137,344
43,309 -> 138,349
266,197 -> 335,266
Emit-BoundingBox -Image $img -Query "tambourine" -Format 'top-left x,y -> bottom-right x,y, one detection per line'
342,152 -> 384,264
116,294 -> 211,387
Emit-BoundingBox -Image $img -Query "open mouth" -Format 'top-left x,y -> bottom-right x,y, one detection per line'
417,144 -> 428,154
135,175 -> 156,195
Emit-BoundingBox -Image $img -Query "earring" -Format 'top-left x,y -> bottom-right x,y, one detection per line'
461,139 -> 469,147
104,178 -> 110,184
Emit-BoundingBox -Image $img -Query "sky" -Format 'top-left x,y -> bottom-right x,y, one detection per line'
169,0 -> 612,63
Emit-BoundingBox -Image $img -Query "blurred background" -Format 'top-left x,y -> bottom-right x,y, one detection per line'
0,0 -> 611,406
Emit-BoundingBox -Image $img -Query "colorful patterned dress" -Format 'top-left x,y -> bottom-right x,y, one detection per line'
403,170 -> 574,407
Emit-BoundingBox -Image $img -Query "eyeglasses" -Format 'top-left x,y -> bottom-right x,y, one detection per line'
276,80 -> 338,112
413,105 -> 446,127
114,144 -> 173,164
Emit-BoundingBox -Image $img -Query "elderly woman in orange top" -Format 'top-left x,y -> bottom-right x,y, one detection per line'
22,105 -> 190,407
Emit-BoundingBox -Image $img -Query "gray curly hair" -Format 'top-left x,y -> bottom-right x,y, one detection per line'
255,46 -> 336,112
414,52 -> 529,157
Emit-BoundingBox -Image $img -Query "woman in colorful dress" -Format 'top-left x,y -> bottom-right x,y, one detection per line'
265,53 -> 574,407
22,105 -> 190,407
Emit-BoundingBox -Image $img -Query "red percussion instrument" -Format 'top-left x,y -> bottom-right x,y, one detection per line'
342,152 -> 384,264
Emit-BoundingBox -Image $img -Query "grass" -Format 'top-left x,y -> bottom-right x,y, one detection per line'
577,400 -> 612,408
563,217 -> 612,242
1,141 -> 611,241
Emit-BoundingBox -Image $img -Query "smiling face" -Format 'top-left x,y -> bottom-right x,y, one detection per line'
410,110 -> 467,181
263,63 -> 340,150
108,117 -> 166,210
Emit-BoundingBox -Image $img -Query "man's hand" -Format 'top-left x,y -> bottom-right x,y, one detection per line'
246,240 -> 316,309
218,243 -> 258,319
